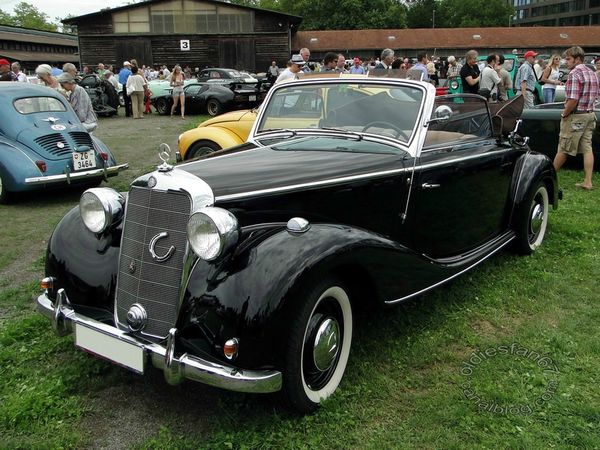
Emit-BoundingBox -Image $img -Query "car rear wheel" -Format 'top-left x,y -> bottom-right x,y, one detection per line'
155,98 -> 169,115
0,171 -> 9,204
513,182 -> 549,255
282,277 -> 353,413
206,99 -> 223,117
186,140 -> 221,160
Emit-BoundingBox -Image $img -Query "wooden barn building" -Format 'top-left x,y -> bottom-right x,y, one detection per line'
63,0 -> 301,73
0,25 -> 78,74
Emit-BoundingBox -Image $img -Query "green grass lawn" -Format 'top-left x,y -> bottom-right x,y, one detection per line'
1,169 -> 599,449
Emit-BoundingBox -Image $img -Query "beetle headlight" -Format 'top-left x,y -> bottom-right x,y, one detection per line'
449,79 -> 459,90
187,207 -> 239,261
80,188 -> 124,234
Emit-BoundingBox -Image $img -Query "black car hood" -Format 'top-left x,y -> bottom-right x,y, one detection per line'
178,137 -> 406,199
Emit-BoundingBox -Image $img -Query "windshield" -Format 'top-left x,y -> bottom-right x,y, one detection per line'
13,97 -> 66,114
257,82 -> 424,144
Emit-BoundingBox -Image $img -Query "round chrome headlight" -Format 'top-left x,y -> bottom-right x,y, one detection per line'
187,207 -> 239,261
80,188 -> 124,234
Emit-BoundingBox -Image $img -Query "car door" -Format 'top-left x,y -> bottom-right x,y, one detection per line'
404,95 -> 519,258
185,85 -> 210,114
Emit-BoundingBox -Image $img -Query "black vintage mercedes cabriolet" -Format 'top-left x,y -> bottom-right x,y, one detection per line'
37,77 -> 558,413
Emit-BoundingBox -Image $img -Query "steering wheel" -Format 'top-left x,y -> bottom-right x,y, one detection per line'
362,121 -> 409,140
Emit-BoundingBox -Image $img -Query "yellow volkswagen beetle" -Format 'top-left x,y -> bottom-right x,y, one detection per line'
176,108 -> 257,161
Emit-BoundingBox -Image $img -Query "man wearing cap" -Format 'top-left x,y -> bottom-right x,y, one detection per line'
57,72 -> 98,132
516,50 -> 538,108
0,58 -> 13,81
275,55 -> 305,84
349,58 -> 366,75
119,61 -> 133,117
553,46 -> 599,191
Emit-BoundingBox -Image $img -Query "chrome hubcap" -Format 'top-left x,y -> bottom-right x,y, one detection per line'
313,318 -> 340,371
530,202 -> 544,237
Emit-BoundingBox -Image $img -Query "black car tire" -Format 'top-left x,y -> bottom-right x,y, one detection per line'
186,140 -> 221,160
282,277 -> 353,413
206,98 -> 223,117
0,170 -> 9,204
155,98 -> 169,115
513,182 -> 549,255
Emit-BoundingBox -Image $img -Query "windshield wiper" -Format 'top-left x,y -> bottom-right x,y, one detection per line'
314,127 -> 363,141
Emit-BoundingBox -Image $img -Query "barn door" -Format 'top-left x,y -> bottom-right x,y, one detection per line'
116,40 -> 153,68
219,38 -> 255,71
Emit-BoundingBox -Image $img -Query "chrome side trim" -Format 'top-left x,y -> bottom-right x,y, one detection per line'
214,149 -> 511,202
25,163 -> 129,185
37,290 -> 282,394
384,232 -> 514,305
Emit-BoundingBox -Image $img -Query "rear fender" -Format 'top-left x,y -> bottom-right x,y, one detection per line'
0,141 -> 44,192
508,151 -> 558,225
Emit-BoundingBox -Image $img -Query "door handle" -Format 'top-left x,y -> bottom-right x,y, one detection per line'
421,183 -> 440,189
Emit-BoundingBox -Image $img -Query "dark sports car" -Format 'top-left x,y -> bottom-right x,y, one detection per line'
37,77 -> 558,413
521,102 -> 600,170
152,82 -> 265,117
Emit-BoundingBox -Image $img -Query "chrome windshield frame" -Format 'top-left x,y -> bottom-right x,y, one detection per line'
249,77 -> 435,158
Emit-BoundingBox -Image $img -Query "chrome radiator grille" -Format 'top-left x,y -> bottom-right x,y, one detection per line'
115,186 -> 191,338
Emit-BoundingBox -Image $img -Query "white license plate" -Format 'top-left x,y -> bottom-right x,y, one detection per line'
75,323 -> 145,373
249,95 -> 256,101
72,150 -> 97,171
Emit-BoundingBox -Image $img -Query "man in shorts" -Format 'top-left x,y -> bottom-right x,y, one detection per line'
553,46 -> 599,191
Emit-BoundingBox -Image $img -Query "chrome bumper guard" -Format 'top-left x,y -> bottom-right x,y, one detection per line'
25,163 -> 129,186
36,289 -> 282,394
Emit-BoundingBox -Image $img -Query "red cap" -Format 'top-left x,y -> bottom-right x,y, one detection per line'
524,51 -> 538,59
0,58 -> 10,66
353,57 -> 360,63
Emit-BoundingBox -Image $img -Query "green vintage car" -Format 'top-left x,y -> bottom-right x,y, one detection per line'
448,54 -> 543,103
521,102 -> 600,170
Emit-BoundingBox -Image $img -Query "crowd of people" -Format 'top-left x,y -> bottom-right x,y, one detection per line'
1,45 -> 598,190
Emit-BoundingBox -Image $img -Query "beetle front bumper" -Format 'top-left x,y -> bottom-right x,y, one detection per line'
36,289 -> 282,394
25,163 -> 129,186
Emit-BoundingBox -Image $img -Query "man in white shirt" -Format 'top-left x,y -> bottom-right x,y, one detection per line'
480,54 -> 501,101
275,54 -> 306,84
11,62 -> 28,82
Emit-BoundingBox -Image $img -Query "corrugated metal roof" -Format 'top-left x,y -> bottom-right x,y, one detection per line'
293,27 -> 600,51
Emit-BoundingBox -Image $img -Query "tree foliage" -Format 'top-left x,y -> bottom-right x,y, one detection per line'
229,0 -> 407,30
0,2 -> 57,31
229,0 -> 513,29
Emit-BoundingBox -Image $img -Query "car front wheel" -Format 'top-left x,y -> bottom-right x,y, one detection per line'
282,277 -> 353,413
186,140 -> 221,160
206,99 -> 223,117
514,182 -> 549,254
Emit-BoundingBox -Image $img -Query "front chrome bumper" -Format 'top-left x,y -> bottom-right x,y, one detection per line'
36,289 -> 282,394
25,163 -> 129,186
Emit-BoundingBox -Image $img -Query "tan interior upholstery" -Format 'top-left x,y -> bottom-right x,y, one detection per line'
424,131 -> 478,147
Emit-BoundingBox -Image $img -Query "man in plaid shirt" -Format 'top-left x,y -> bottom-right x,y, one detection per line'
553,46 -> 599,190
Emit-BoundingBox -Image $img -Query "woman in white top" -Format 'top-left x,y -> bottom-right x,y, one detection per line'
170,65 -> 185,119
126,66 -> 147,119
540,54 -> 563,104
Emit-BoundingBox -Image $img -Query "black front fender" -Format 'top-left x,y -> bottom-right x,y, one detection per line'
182,223 -> 437,368
45,205 -> 122,314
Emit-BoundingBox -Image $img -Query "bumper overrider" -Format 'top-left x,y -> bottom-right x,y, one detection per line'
36,289 -> 282,394
25,163 -> 129,186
